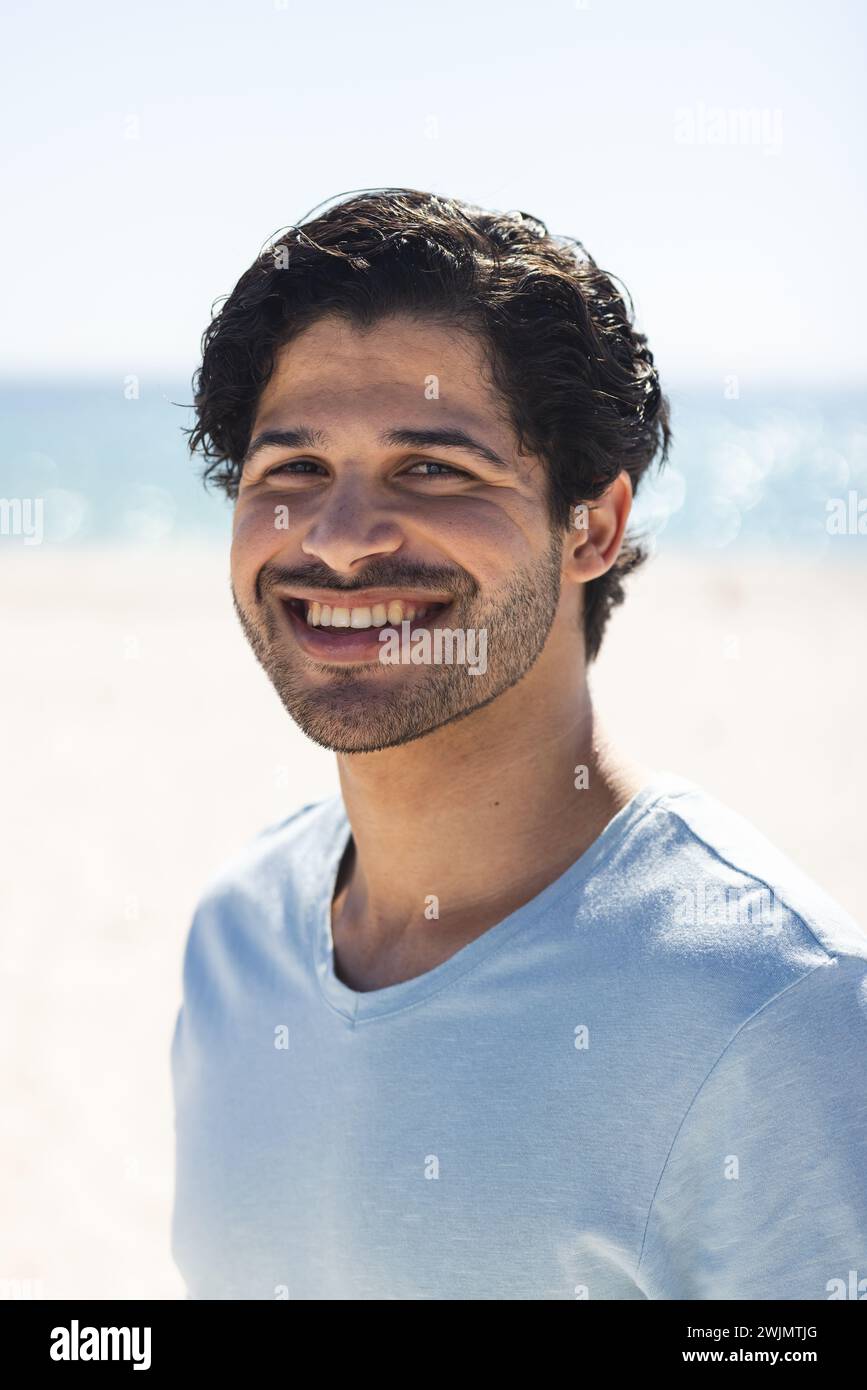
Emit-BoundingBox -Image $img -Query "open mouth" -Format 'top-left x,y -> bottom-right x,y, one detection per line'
282,596 -> 451,632
277,593 -> 455,665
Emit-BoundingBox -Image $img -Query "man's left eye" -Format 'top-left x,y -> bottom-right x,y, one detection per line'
403,461 -> 472,479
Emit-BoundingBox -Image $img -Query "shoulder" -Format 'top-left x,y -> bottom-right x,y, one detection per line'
194,794 -> 344,910
619,774 -> 867,972
603,774 -> 867,1098
177,793 -> 346,988
632,775 -> 867,1091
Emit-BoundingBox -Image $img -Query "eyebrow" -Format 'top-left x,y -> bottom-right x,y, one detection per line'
243,425 -> 512,472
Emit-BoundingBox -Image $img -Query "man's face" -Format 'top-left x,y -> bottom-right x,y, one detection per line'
230,312 -> 570,753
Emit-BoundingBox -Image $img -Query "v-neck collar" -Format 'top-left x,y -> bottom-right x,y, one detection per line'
307,772 -> 693,1024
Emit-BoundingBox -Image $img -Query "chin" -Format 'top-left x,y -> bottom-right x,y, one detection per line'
275,675 -> 492,755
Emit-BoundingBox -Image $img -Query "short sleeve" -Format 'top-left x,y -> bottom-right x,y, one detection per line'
636,953 -> 867,1300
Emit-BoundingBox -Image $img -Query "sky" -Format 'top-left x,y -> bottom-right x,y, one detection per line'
1,0 -> 865,386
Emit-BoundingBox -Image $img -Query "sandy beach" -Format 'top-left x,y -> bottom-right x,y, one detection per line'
2,544 -> 864,1298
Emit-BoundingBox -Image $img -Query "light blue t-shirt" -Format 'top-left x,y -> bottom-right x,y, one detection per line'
170,773 -> 867,1300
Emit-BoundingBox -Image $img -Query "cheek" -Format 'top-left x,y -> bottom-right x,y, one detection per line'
422,495 -> 548,578
230,496 -> 284,592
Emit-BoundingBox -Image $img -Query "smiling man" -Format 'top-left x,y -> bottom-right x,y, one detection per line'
170,188 -> 867,1301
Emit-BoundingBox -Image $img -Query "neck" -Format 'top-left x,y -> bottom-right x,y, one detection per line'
333,654 -> 649,946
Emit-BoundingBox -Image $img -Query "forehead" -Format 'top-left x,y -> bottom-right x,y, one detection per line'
251,312 -> 515,443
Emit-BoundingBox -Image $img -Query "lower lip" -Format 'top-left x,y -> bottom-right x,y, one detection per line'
280,601 -> 452,665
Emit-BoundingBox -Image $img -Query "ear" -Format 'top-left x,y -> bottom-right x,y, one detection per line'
563,470 -> 634,585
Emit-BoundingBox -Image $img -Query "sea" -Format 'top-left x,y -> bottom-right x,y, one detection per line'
0,381 -> 865,557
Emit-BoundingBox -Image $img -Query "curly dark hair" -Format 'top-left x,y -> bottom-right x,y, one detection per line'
187,187 -> 671,661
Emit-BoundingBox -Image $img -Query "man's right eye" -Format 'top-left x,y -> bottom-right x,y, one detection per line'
264,459 -> 325,478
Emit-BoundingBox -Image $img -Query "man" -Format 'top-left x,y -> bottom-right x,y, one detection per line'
171,188 -> 867,1300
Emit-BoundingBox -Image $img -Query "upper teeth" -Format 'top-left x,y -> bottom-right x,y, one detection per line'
304,600 -> 431,628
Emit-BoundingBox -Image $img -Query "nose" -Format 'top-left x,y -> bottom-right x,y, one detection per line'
299,476 -> 404,574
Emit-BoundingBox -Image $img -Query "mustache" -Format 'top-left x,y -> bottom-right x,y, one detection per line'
255,560 -> 479,604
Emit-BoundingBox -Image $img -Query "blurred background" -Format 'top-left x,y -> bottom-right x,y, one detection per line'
1,0 -> 865,1298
